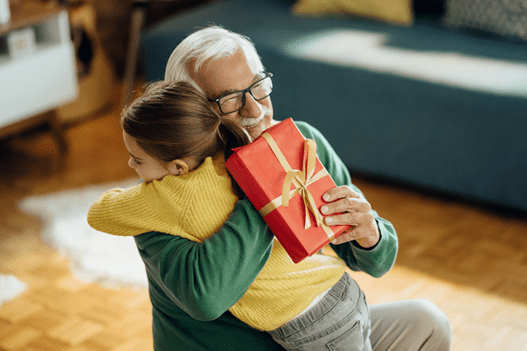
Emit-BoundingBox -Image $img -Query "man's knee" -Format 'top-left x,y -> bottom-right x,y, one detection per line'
409,300 -> 451,350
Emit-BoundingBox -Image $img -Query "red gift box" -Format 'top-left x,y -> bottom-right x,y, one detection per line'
226,118 -> 350,263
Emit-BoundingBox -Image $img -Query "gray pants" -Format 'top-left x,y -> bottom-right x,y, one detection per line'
370,299 -> 451,350
269,273 -> 451,351
269,273 -> 372,351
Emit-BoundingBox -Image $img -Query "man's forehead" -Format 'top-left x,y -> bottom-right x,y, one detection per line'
188,51 -> 261,97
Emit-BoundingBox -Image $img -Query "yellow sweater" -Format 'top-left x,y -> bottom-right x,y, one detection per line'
88,155 -> 346,331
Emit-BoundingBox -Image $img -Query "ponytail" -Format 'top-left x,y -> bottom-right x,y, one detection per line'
218,116 -> 252,159
218,117 -> 252,198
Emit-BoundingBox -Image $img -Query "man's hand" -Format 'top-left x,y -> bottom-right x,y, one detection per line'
320,185 -> 380,248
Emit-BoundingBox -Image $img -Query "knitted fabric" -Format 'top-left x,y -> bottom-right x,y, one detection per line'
88,155 -> 236,241
88,155 -> 346,331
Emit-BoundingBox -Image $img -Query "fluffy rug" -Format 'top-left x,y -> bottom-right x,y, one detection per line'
0,274 -> 27,305
18,178 -> 148,289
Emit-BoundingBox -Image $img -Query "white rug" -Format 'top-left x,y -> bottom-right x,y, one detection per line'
18,178 -> 149,289
0,274 -> 27,306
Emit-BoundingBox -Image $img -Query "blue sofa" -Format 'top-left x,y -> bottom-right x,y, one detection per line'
139,0 -> 527,212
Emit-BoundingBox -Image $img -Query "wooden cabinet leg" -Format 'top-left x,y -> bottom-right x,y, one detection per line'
48,110 -> 68,156
122,1 -> 147,108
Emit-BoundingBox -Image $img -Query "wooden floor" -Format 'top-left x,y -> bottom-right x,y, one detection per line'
0,84 -> 526,350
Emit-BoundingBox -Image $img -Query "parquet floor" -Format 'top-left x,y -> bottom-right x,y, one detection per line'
0,83 -> 526,350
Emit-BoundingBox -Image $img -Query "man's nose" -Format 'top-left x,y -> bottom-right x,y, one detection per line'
128,158 -> 135,169
239,92 -> 262,117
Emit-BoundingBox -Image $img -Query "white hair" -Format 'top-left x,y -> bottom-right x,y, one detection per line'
164,25 -> 265,91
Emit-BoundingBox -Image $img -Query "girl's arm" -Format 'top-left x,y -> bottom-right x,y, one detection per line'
135,198 -> 273,321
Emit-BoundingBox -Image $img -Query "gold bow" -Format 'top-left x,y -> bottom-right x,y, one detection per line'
258,133 -> 334,239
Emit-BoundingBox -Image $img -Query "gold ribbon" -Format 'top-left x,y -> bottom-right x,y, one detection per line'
259,133 -> 334,240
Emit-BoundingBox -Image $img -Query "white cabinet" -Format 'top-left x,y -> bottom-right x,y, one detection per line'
0,4 -> 77,131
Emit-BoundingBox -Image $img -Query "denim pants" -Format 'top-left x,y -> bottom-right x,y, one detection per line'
269,273 -> 372,351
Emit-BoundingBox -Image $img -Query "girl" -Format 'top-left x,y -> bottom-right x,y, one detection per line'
88,80 -> 372,351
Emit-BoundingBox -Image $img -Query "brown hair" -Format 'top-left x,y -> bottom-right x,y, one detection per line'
121,80 -> 252,196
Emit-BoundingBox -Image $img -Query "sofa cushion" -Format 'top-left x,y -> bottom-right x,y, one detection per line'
292,0 -> 413,25
443,0 -> 527,43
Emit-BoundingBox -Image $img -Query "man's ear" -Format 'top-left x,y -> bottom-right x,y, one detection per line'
169,159 -> 190,176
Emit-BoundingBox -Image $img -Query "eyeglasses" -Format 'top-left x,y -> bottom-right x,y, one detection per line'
209,73 -> 273,114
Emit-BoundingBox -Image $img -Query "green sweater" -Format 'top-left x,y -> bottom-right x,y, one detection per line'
134,121 -> 398,350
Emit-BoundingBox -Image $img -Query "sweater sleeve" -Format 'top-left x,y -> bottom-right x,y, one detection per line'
134,198 -> 274,321
296,122 -> 398,278
87,185 -> 149,237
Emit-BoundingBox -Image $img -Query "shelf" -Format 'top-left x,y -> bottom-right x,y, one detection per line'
0,3 -> 63,36
0,4 -> 77,131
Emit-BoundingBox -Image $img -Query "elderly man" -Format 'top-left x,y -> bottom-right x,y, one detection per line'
134,25 -> 451,350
